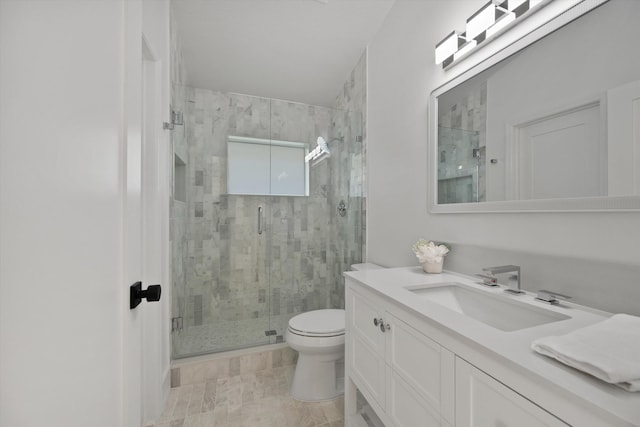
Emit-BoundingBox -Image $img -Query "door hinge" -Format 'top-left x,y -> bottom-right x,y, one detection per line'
172,317 -> 184,332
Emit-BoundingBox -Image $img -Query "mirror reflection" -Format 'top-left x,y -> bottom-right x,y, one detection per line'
436,0 -> 640,204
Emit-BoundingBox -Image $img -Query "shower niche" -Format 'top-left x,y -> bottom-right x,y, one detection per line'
169,84 -> 366,358
173,154 -> 187,202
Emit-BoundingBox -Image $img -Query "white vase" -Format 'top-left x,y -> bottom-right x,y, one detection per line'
422,259 -> 443,274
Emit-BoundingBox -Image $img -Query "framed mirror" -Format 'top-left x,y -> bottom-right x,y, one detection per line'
429,0 -> 640,213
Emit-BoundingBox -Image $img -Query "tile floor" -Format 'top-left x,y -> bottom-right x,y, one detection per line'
152,365 -> 344,427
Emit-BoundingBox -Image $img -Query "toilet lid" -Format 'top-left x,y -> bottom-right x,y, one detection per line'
288,309 -> 345,336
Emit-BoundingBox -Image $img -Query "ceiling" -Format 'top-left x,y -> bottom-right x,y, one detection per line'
171,0 -> 395,107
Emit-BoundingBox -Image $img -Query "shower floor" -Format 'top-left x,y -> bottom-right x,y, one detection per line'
173,315 -> 293,358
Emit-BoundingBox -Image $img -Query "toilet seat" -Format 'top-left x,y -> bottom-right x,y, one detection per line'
288,309 -> 345,337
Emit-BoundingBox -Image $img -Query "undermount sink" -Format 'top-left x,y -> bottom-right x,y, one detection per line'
408,283 -> 570,332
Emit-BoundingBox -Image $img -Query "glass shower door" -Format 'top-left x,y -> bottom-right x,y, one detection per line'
213,195 -> 272,350
170,87 -> 273,358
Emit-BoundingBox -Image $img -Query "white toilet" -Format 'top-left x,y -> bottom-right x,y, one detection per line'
286,309 -> 345,401
286,263 -> 385,401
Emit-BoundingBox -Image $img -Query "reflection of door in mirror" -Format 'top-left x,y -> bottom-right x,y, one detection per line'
607,80 -> 640,197
507,102 -> 605,200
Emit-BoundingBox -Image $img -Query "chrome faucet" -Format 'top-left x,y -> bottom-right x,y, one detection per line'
482,265 -> 523,294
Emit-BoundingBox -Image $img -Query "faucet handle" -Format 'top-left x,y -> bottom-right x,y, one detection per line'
476,273 -> 498,287
535,290 -> 571,305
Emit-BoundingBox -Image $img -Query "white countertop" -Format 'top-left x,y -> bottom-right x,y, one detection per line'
344,266 -> 640,426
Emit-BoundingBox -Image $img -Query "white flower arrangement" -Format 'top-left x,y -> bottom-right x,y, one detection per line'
412,239 -> 450,264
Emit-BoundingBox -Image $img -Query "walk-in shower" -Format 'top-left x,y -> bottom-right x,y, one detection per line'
169,84 -> 366,359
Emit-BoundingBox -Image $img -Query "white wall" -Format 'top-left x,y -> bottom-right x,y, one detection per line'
367,1 -> 640,310
0,1 -> 171,425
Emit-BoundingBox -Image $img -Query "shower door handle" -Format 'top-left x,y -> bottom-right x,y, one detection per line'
257,206 -> 264,235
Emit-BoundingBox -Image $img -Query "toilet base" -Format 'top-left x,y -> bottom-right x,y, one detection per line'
290,353 -> 345,401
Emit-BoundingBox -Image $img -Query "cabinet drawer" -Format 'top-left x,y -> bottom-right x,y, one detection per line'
455,357 -> 569,427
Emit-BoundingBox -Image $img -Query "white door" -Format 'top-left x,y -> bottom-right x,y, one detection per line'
123,2 -> 168,425
0,1 -> 168,425
1,1 -> 130,425
607,80 -> 640,196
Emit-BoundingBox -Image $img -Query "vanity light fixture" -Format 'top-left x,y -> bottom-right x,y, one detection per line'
435,31 -> 465,65
435,0 -> 549,69
454,40 -> 477,61
466,1 -> 501,41
486,10 -> 516,38
503,0 -> 528,13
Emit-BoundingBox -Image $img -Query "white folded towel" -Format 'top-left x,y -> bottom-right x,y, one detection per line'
531,313 -> 640,392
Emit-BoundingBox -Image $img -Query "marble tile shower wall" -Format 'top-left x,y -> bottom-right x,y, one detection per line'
331,52 -> 366,309
170,77 -> 366,356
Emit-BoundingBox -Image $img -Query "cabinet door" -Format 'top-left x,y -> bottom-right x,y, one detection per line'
455,357 -> 569,427
387,367 -> 443,427
386,314 -> 455,425
350,288 -> 386,355
347,288 -> 387,410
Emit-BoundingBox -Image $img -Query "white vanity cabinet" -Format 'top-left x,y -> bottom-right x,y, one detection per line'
346,283 -> 455,427
345,279 -> 569,427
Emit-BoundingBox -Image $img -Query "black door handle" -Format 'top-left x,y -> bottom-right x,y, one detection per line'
130,282 -> 161,309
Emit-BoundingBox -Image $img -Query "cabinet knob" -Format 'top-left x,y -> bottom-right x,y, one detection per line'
373,317 -> 391,332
